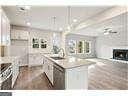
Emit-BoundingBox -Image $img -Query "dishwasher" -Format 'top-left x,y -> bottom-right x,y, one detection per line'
53,64 -> 65,90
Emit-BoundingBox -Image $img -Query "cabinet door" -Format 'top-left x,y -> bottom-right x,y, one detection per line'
36,54 -> 43,65
11,29 -> 20,40
29,54 -> 35,66
43,57 -> 47,73
43,58 -> 53,84
48,61 -> 53,84
12,59 -> 19,87
19,30 -> 29,40
45,60 -> 50,78
11,29 -> 28,40
0,11 -> 2,45
1,13 -> 7,45
1,11 -> 10,46
6,18 -> 10,45
29,54 -> 43,66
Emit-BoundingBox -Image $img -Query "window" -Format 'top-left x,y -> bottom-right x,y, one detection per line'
68,40 -> 76,54
84,41 -> 91,53
68,40 -> 91,54
77,41 -> 84,53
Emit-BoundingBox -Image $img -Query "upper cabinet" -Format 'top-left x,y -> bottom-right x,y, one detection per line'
11,29 -> 29,40
0,7 -> 10,46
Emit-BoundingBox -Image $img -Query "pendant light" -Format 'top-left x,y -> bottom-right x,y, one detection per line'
52,16 -> 56,45
67,6 -> 71,31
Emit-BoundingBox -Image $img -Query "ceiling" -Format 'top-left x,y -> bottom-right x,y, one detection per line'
3,6 -> 112,32
73,12 -> 127,36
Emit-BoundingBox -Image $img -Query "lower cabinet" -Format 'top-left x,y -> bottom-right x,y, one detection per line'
43,57 -> 53,85
12,58 -> 19,87
29,53 -> 43,67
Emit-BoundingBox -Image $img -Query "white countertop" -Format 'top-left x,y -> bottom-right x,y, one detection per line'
0,56 -> 19,64
43,54 -> 96,69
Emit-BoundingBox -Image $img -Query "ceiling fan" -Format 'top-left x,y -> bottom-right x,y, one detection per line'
103,28 -> 117,35
17,5 -> 31,12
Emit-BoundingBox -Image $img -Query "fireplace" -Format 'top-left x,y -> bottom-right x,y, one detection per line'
113,49 -> 128,61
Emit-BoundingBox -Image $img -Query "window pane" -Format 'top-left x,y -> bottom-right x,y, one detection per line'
78,41 -> 84,53
68,40 -> 76,54
85,41 -> 90,53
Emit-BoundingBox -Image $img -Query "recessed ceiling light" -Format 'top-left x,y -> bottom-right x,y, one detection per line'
26,22 -> 31,26
25,6 -> 31,10
59,27 -> 63,31
67,26 -> 71,30
73,19 -> 78,23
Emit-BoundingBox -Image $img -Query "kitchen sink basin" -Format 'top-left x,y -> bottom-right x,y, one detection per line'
50,56 -> 65,60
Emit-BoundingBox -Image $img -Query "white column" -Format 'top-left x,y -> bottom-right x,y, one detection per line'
61,31 -> 69,56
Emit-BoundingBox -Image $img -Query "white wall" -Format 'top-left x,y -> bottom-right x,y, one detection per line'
11,25 -> 62,54
94,12 -> 128,59
28,30 -> 53,54
66,34 -> 96,58
96,26 -> 128,59
9,25 -> 62,66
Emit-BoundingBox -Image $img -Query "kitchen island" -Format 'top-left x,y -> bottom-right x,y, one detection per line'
43,54 -> 96,89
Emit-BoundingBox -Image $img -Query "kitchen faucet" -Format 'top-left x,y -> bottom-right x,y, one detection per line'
59,48 -> 65,58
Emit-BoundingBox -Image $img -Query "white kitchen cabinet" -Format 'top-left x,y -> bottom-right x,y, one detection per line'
0,10 -> 1,45
0,7 -> 10,46
11,29 -> 19,40
65,66 -> 88,89
47,60 -> 53,84
11,29 -> 29,40
6,18 -> 10,45
29,53 -> 43,66
12,58 -> 20,87
43,57 -> 53,84
43,55 -> 91,89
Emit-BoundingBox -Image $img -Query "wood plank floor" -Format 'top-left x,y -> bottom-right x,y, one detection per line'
13,59 -> 128,90
88,58 -> 128,90
13,66 -> 53,90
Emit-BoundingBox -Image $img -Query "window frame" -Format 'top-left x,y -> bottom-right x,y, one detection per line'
68,40 -> 77,54
84,41 -> 91,54
68,40 -> 91,55
77,40 -> 85,54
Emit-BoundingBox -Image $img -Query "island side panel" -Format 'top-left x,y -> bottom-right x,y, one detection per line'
65,66 -> 88,89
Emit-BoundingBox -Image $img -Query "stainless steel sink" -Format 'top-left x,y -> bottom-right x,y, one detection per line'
50,56 -> 65,60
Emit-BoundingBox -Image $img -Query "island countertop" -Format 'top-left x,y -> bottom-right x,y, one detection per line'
0,56 -> 19,64
43,54 -> 96,69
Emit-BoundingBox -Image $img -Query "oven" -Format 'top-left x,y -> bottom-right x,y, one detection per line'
0,63 -> 12,90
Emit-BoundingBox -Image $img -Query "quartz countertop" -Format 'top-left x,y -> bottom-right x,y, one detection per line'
0,56 -> 19,64
43,54 -> 96,69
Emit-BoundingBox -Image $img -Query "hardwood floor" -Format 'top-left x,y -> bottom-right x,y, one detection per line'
13,66 -> 53,90
13,59 -> 128,90
88,58 -> 128,90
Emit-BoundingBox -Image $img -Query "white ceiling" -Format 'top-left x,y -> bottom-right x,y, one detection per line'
73,12 -> 127,36
3,6 -> 112,32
